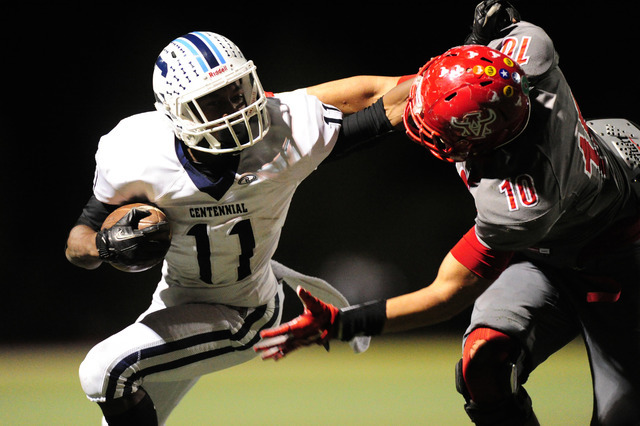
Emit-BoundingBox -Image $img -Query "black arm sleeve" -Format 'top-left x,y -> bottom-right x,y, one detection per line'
74,195 -> 119,231
324,97 -> 395,162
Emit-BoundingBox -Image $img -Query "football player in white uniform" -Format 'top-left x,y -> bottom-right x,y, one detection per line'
255,2 -> 640,425
65,31 -> 411,425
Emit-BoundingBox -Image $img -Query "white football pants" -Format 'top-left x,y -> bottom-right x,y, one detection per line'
79,283 -> 284,425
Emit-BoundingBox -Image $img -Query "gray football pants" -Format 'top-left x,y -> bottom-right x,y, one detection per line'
464,244 -> 640,425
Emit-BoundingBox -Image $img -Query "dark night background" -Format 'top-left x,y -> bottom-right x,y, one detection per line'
3,2 -> 638,345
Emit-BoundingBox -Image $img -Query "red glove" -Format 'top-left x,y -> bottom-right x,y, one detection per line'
254,286 -> 339,361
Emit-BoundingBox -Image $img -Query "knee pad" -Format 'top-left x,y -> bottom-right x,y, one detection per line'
455,328 -> 534,425
460,327 -> 521,403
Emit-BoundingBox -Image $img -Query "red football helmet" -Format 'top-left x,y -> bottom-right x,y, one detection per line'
403,45 -> 530,162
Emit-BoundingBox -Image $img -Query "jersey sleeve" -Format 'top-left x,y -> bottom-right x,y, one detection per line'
93,112 -> 180,205
489,21 -> 558,80
272,90 -> 343,180
93,116 -> 154,204
450,226 -> 514,281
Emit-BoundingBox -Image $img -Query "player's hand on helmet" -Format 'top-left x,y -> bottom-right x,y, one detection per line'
254,286 -> 339,361
464,0 -> 521,45
95,207 -> 170,266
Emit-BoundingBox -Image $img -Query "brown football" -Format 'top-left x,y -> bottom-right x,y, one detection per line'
101,203 -> 171,272
102,203 -> 167,230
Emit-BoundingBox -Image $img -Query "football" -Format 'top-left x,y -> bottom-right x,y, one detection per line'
101,203 -> 171,272
102,203 -> 168,231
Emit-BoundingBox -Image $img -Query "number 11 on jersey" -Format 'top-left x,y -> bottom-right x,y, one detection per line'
187,219 -> 256,284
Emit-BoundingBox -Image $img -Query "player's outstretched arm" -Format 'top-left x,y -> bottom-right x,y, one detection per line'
255,253 -> 493,360
383,253 -> 492,333
306,76 -> 403,116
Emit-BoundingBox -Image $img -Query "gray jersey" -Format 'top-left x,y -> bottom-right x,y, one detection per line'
459,23 -> 640,425
456,22 -> 632,266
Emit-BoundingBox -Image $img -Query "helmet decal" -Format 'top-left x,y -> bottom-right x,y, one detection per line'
451,109 -> 497,139
174,32 -> 226,72
155,56 -> 168,79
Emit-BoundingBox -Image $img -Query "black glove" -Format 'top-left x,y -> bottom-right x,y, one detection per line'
96,207 -> 171,266
464,0 -> 521,45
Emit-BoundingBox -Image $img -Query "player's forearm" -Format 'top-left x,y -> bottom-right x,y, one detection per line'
382,78 -> 413,127
65,225 -> 102,270
338,253 -> 492,339
383,282 -> 482,333
383,253 -> 492,333
307,75 -> 402,115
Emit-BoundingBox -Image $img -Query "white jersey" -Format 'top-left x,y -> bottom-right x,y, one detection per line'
92,90 -> 342,307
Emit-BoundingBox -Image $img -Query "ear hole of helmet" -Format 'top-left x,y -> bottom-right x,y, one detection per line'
445,92 -> 458,102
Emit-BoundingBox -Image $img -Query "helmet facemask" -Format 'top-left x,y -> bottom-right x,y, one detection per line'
404,73 -> 470,162
173,62 -> 269,154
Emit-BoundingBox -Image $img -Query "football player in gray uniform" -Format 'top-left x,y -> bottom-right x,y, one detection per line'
65,31 -> 412,425
255,2 -> 640,425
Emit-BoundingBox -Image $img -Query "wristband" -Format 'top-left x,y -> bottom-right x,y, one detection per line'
341,96 -> 393,141
328,97 -> 394,160
337,299 -> 387,341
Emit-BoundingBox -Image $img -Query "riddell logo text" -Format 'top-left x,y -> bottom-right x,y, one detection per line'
208,65 -> 228,78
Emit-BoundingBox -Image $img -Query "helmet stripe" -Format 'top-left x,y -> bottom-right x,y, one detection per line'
183,33 -> 221,69
174,38 -> 211,72
175,33 -> 225,72
193,32 -> 227,65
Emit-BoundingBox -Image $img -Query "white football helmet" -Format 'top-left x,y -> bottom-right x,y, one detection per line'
153,31 -> 270,154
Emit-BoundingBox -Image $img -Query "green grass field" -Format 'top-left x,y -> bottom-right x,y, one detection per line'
1,335 -> 592,425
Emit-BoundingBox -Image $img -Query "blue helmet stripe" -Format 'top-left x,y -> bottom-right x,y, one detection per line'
180,33 -> 223,72
193,32 -> 227,66
174,38 -> 210,72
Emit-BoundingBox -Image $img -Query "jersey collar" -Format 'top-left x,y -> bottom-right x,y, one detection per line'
175,138 -> 239,200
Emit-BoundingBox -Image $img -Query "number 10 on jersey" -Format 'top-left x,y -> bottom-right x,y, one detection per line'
499,174 -> 539,211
